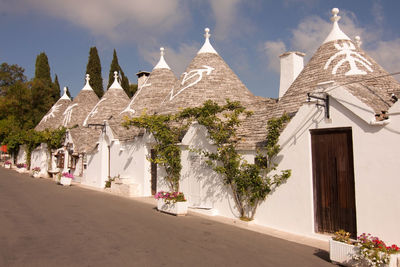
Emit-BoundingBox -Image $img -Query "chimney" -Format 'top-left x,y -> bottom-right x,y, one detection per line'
279,51 -> 305,98
136,71 -> 150,88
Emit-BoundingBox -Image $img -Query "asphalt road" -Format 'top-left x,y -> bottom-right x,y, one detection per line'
0,167 -> 333,267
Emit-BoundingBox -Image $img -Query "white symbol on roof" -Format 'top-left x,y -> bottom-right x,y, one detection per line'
42,103 -> 62,123
83,98 -> 107,126
120,76 -> 151,115
168,65 -> 214,101
324,41 -> 373,75
62,103 -> 78,126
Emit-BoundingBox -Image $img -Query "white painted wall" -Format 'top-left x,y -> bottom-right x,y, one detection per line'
30,143 -> 50,177
16,145 -> 27,164
108,134 -> 153,196
83,134 -> 108,188
180,99 -> 400,244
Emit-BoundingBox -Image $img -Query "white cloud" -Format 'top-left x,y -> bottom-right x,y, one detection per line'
208,0 -> 241,41
1,0 -> 187,41
367,38 -> 400,74
263,41 -> 287,73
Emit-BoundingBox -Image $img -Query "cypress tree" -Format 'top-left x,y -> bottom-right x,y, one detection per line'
53,74 -> 62,100
34,52 -> 51,84
32,52 -> 56,124
85,47 -> 104,98
108,49 -> 131,96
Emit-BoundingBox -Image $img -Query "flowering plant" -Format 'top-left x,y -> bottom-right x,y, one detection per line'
5,160 -> 12,165
16,163 -> 27,168
352,233 -> 399,267
333,229 -> 353,244
154,191 -> 186,204
62,172 -> 74,179
32,167 -> 41,173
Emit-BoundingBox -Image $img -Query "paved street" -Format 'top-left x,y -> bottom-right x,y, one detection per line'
0,167 -> 333,267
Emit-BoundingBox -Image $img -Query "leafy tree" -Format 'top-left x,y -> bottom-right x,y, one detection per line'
0,62 -> 26,95
85,47 -> 104,98
108,49 -> 130,96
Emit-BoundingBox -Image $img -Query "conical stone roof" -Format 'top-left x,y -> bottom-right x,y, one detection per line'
35,87 -> 72,131
83,72 -> 130,126
109,48 -> 178,141
62,74 -> 100,128
159,28 -> 256,114
278,8 -> 400,115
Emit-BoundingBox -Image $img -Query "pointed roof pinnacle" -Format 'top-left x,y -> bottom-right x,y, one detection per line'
82,74 -> 93,91
153,47 -> 171,70
355,36 -> 362,47
198,28 -> 218,55
60,87 -> 71,100
109,71 -> 123,90
323,8 -> 351,44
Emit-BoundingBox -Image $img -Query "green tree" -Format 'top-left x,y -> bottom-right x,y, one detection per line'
85,47 -> 104,98
128,84 -> 138,97
0,62 -> 26,95
53,74 -> 63,99
34,52 -> 51,83
108,49 -> 131,96
32,52 -> 56,124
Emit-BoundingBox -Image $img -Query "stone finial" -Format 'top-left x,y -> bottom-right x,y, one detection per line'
154,47 -> 171,70
355,36 -> 362,47
60,86 -> 71,100
82,73 -> 93,91
204,28 -> 211,39
64,87 -> 68,94
114,71 -> 119,81
198,27 -> 218,55
331,8 -> 340,22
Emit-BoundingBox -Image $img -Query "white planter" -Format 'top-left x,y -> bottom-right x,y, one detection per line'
16,168 -> 27,173
330,239 -> 399,267
157,199 -> 188,216
4,164 -> 11,169
329,239 -> 359,266
60,177 -> 72,186
33,173 -> 41,178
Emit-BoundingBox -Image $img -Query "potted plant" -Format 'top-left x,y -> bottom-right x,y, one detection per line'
16,163 -> 27,173
352,233 -> 399,267
60,172 -> 73,186
4,160 -> 12,169
155,191 -> 188,216
32,167 -> 41,178
330,230 -> 400,267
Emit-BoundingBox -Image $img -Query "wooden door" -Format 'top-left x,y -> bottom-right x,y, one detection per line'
150,149 -> 157,195
311,127 -> 357,237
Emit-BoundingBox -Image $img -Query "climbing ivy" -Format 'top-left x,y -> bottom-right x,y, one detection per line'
123,112 -> 193,192
124,100 -> 291,220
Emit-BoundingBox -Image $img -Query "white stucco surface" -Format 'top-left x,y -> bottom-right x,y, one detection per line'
179,98 -> 400,244
30,143 -> 50,177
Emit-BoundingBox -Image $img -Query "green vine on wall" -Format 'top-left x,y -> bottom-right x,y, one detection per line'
123,112 -> 193,192
123,100 -> 291,220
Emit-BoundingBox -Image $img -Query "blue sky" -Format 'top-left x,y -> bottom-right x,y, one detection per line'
1,0 -> 400,98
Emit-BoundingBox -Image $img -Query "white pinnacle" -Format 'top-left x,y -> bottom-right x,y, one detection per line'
109,71 -> 123,90
198,28 -> 218,54
323,8 -> 351,44
355,36 -> 362,47
60,86 -> 71,100
154,47 -> 171,70
82,73 -> 94,91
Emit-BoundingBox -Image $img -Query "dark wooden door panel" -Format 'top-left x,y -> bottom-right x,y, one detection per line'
311,128 -> 357,237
